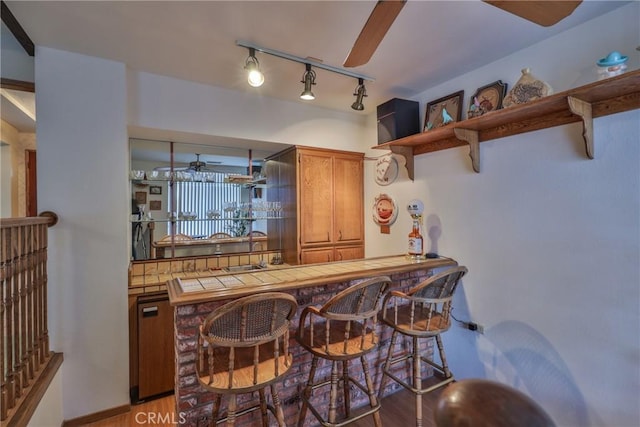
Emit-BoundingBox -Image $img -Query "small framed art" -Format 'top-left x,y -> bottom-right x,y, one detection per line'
468,80 -> 508,118
424,90 -> 464,131
134,191 -> 147,205
149,200 -> 162,211
149,185 -> 162,195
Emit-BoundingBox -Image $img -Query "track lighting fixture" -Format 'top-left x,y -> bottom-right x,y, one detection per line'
236,40 -> 374,108
300,64 -> 316,101
351,78 -> 367,111
244,47 -> 264,87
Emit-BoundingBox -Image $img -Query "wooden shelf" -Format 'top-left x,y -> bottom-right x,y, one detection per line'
374,69 -> 640,176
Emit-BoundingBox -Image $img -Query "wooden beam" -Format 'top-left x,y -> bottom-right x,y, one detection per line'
0,78 -> 34,92
1,1 -> 34,56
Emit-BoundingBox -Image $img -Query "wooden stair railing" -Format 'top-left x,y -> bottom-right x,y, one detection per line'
1,212 -> 62,425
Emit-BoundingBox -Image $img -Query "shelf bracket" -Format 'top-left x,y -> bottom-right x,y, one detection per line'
453,128 -> 480,173
389,145 -> 414,181
567,96 -> 594,159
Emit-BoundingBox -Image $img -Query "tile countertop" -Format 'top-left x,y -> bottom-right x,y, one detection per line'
167,255 -> 458,305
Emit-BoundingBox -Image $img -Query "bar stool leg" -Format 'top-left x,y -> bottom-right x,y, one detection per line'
343,360 -> 351,418
298,356 -> 318,427
258,388 -> 268,427
227,394 -> 237,426
211,394 -> 222,427
435,334 -> 451,378
328,360 -> 340,424
361,356 -> 382,427
379,329 -> 399,400
413,336 -> 422,427
271,383 -> 286,427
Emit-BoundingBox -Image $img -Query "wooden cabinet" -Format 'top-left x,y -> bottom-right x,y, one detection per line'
267,146 -> 364,265
300,245 -> 365,264
335,245 -> 365,262
299,151 -> 333,246
130,293 -> 174,402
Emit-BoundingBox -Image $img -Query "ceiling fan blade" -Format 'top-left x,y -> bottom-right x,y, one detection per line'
484,0 -> 582,27
343,0 -> 406,68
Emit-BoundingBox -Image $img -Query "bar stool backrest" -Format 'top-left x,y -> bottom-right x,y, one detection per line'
382,266 -> 468,335
297,276 -> 391,358
320,276 -> 391,320
198,292 -> 298,391
159,233 -> 193,241
208,232 -> 233,240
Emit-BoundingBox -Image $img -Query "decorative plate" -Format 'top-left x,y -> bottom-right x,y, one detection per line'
374,154 -> 399,186
372,193 -> 398,226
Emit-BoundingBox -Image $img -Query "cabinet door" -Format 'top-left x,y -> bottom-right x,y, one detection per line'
335,245 -> 364,262
137,297 -> 174,399
334,155 -> 364,244
299,151 -> 333,246
301,247 -> 334,265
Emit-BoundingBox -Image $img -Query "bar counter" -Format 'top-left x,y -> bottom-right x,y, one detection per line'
167,254 -> 457,305
168,255 -> 458,426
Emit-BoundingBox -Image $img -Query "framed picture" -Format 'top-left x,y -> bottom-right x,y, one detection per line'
149,200 -> 162,211
468,80 -> 508,118
149,185 -> 162,195
134,191 -> 147,205
424,90 -> 464,131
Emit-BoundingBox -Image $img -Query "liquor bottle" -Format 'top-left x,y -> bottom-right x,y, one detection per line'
408,218 -> 423,257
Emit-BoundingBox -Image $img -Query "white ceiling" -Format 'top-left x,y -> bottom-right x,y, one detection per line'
4,0 -> 629,114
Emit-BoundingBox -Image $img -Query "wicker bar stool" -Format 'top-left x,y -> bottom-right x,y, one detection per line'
379,266 -> 468,427
197,292 -> 298,426
434,379 -> 555,427
296,276 -> 391,427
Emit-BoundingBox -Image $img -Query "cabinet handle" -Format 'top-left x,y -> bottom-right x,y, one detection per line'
327,254 -> 331,262
142,306 -> 158,318
338,230 -> 342,241
327,232 -> 330,241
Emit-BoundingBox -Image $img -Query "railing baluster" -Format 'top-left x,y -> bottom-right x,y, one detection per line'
0,215 -> 56,422
11,225 -> 21,402
26,223 -> 36,380
1,225 -> 9,421
20,223 -> 30,390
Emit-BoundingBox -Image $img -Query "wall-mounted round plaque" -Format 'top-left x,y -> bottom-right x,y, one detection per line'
374,154 -> 399,186
372,193 -> 398,226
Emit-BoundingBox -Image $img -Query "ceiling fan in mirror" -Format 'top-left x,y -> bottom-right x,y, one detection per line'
154,153 -> 223,172
342,0 -> 582,68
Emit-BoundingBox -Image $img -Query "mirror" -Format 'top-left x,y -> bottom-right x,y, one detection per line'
130,137 -> 289,261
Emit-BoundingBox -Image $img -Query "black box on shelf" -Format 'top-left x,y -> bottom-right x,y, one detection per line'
377,98 -> 420,145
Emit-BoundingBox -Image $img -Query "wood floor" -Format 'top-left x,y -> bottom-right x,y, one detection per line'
85,387 -> 444,426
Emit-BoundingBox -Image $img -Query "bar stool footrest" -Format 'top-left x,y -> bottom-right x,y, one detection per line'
301,391 -> 381,427
381,368 -> 454,395
213,402 -> 278,425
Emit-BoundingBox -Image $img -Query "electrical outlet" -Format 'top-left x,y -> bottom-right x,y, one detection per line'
460,321 -> 484,334
468,322 -> 484,334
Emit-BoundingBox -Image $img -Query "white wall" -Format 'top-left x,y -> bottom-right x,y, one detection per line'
35,47 -> 130,420
29,368 -> 63,427
364,4 -> 639,426
128,71 -> 368,152
32,3 -> 638,426
0,120 -> 17,216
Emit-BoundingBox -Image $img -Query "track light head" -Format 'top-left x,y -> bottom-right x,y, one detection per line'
351,78 -> 367,110
300,63 -> 316,100
244,48 -> 264,87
